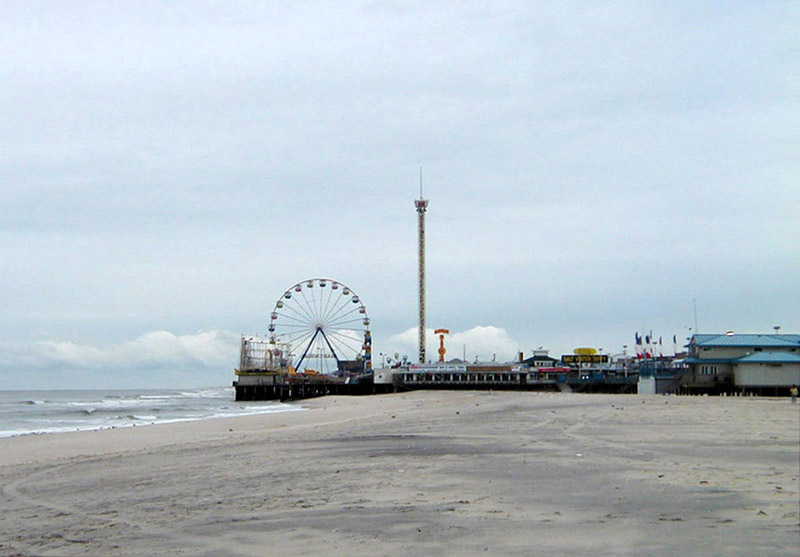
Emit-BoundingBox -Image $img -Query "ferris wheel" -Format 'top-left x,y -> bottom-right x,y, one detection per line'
268,278 -> 372,374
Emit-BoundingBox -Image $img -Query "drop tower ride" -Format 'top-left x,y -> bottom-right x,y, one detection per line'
415,172 -> 428,364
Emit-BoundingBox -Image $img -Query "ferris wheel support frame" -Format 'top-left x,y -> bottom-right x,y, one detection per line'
294,327 -> 342,371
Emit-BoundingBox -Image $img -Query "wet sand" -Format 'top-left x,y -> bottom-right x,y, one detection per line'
1,391 -> 798,556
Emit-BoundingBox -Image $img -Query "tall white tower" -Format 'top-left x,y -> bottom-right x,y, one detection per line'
415,173 -> 428,364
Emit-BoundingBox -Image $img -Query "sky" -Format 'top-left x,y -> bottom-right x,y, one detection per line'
1,1 -> 798,389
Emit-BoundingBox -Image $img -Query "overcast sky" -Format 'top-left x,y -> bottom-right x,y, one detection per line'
1,1 -> 798,389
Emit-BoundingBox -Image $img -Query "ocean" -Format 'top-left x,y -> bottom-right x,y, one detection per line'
0,387 -> 299,438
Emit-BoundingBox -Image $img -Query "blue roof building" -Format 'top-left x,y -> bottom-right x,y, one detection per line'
683,333 -> 800,394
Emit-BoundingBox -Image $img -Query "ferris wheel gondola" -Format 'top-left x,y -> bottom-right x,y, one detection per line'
268,278 -> 372,374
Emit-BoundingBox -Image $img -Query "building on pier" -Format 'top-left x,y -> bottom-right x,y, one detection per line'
680,333 -> 800,395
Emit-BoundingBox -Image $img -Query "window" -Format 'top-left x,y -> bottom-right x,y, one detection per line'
754,347 -> 762,352
700,365 -> 718,375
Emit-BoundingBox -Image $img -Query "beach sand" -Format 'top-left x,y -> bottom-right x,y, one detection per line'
1,391 -> 798,556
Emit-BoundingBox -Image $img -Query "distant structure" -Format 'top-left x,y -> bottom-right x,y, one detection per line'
435,328 -> 449,363
681,333 -> 800,395
415,170 -> 429,364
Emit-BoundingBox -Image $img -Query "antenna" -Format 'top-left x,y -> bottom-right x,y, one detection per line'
419,166 -> 423,199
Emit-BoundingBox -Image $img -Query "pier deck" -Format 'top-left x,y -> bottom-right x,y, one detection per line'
390,368 -> 638,393
396,369 -> 559,392
233,372 -> 373,401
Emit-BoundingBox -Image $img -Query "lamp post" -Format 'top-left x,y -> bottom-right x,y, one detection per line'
622,344 -> 628,377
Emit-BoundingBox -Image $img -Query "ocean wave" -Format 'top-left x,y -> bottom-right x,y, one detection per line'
68,398 -> 158,409
128,414 -> 158,421
0,387 -> 299,438
69,405 -> 162,417
211,405 -> 305,419
179,389 -> 230,399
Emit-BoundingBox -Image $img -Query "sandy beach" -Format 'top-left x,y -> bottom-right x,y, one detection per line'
1,391 -> 798,556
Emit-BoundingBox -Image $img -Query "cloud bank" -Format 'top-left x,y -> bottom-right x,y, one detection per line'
388,326 -> 520,364
36,330 -> 240,369
0,330 -> 241,389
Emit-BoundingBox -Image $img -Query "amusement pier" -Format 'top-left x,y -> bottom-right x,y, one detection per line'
233,191 -> 800,401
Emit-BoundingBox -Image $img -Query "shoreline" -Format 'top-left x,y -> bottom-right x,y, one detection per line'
0,386 -> 299,442
0,403 -> 303,442
1,391 -> 798,555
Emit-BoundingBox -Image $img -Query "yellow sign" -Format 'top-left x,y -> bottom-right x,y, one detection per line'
563,354 -> 609,364
573,347 -> 597,356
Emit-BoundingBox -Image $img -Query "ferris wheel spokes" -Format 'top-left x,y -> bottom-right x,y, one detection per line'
321,300 -> 362,327
292,289 -> 319,323
325,327 -> 359,350
276,328 -> 316,353
319,284 -> 337,321
269,278 -> 371,374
